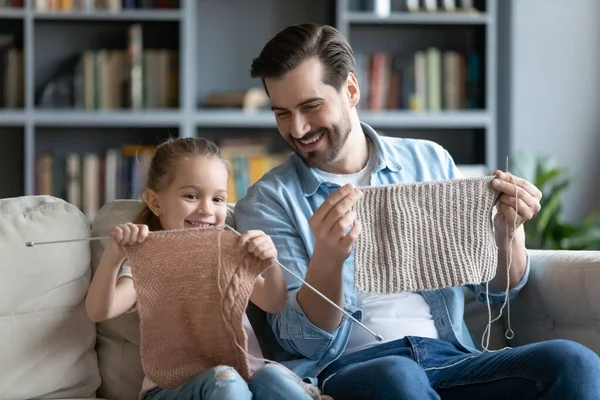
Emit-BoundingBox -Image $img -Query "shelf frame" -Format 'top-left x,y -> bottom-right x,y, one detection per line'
345,11 -> 489,25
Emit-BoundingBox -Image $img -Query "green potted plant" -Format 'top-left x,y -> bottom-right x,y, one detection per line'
511,151 -> 600,250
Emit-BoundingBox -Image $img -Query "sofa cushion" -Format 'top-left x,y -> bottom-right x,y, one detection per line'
0,195 -> 100,399
90,200 -> 146,400
508,249 -> 600,355
90,199 -> 236,400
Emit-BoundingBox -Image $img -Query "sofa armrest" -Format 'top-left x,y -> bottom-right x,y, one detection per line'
506,250 -> 600,356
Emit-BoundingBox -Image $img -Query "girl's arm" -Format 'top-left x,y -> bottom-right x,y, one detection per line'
240,230 -> 287,314
251,263 -> 287,314
85,223 -> 148,322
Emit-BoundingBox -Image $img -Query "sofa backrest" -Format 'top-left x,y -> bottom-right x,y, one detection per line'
90,200 -> 146,400
0,195 -> 100,399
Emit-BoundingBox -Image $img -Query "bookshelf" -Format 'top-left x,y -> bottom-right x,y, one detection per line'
0,0 -> 499,220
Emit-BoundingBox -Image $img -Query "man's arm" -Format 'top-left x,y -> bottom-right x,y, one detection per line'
234,184 -> 362,358
297,184 -> 363,332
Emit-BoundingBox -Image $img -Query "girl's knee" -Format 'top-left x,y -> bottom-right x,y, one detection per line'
211,365 -> 244,387
202,366 -> 251,399
253,363 -> 296,381
250,363 -> 322,399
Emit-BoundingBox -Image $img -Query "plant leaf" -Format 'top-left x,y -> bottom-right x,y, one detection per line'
536,168 -> 564,191
536,180 -> 569,234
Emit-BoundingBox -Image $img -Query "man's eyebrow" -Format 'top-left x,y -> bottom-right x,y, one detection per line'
271,97 -> 324,111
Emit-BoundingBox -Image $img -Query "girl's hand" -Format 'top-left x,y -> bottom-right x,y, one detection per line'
105,223 -> 150,263
238,230 -> 278,262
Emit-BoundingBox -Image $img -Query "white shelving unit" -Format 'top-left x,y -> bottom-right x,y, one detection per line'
0,0 -> 499,202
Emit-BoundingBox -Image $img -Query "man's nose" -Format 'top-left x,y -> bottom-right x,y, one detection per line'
290,113 -> 311,139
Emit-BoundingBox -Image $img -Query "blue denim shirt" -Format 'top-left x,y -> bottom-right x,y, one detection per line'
234,122 -> 530,382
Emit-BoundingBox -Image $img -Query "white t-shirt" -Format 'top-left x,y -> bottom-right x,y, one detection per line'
313,139 -> 439,355
117,265 -> 265,398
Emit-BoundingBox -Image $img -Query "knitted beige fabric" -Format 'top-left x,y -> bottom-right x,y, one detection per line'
124,227 -> 271,389
354,176 -> 500,294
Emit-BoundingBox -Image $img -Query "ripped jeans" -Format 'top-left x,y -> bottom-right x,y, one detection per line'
145,364 -> 316,400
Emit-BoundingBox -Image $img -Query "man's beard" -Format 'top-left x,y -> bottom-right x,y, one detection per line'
288,116 -> 352,169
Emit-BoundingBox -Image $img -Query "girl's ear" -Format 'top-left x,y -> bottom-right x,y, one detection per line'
143,189 -> 161,217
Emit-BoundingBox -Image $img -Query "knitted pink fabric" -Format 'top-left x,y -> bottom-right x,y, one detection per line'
124,227 -> 271,389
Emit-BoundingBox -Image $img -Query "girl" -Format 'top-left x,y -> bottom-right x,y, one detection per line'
85,137 -> 318,400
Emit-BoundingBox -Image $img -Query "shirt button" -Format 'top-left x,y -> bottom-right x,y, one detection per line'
329,348 -> 337,355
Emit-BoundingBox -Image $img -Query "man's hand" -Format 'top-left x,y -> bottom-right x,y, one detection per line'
310,183 -> 363,264
298,183 -> 363,332
491,171 -> 542,236
489,171 -> 541,290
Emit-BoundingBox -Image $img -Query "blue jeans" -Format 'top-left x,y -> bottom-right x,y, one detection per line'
145,364 -> 316,400
319,336 -> 600,399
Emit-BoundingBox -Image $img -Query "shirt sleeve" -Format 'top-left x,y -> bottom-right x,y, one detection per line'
234,193 -> 339,360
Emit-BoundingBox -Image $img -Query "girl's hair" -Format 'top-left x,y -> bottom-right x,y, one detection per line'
133,137 -> 226,231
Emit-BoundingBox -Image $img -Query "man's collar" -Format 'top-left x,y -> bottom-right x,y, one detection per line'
293,121 -> 402,197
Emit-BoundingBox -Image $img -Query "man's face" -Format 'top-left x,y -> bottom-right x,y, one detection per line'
265,57 -> 353,169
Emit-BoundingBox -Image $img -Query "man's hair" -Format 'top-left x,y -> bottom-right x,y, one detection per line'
250,23 -> 355,92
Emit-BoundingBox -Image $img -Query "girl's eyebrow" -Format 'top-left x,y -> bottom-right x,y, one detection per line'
179,185 -> 201,190
179,185 -> 228,194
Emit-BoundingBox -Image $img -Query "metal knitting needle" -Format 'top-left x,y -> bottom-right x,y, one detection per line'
225,224 -> 384,342
25,236 -> 111,247
24,226 -> 384,341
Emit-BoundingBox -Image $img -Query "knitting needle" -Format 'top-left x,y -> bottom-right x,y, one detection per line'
225,224 -> 384,342
24,226 -> 384,342
25,236 -> 111,247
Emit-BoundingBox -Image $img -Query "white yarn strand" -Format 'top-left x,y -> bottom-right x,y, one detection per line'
424,168 -> 519,372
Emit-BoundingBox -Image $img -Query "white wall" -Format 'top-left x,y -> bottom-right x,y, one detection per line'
502,0 -> 600,222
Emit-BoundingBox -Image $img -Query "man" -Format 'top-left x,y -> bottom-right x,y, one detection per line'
235,23 -> 600,399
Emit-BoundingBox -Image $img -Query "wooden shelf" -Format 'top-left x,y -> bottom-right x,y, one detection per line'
33,9 -> 182,22
194,109 -> 489,129
0,8 -> 25,19
32,110 -> 181,127
0,110 -> 26,126
358,110 -> 490,129
345,11 -> 488,25
195,109 -> 276,128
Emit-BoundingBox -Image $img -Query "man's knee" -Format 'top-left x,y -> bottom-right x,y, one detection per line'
540,340 -> 600,383
371,355 -> 428,382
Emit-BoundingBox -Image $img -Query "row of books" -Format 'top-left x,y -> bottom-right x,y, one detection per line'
37,24 -> 178,110
33,141 -> 289,221
34,0 -> 178,12
35,145 -> 155,221
219,138 -> 288,203
0,36 -> 24,108
355,48 -> 480,112
0,0 -> 23,7
351,0 -> 477,13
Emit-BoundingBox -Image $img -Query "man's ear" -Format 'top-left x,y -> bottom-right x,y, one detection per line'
143,189 -> 161,217
346,72 -> 360,108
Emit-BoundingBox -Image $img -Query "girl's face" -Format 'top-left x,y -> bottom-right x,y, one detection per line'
149,156 -> 229,231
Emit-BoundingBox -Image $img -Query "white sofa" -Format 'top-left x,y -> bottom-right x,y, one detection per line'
2,195 -> 599,400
